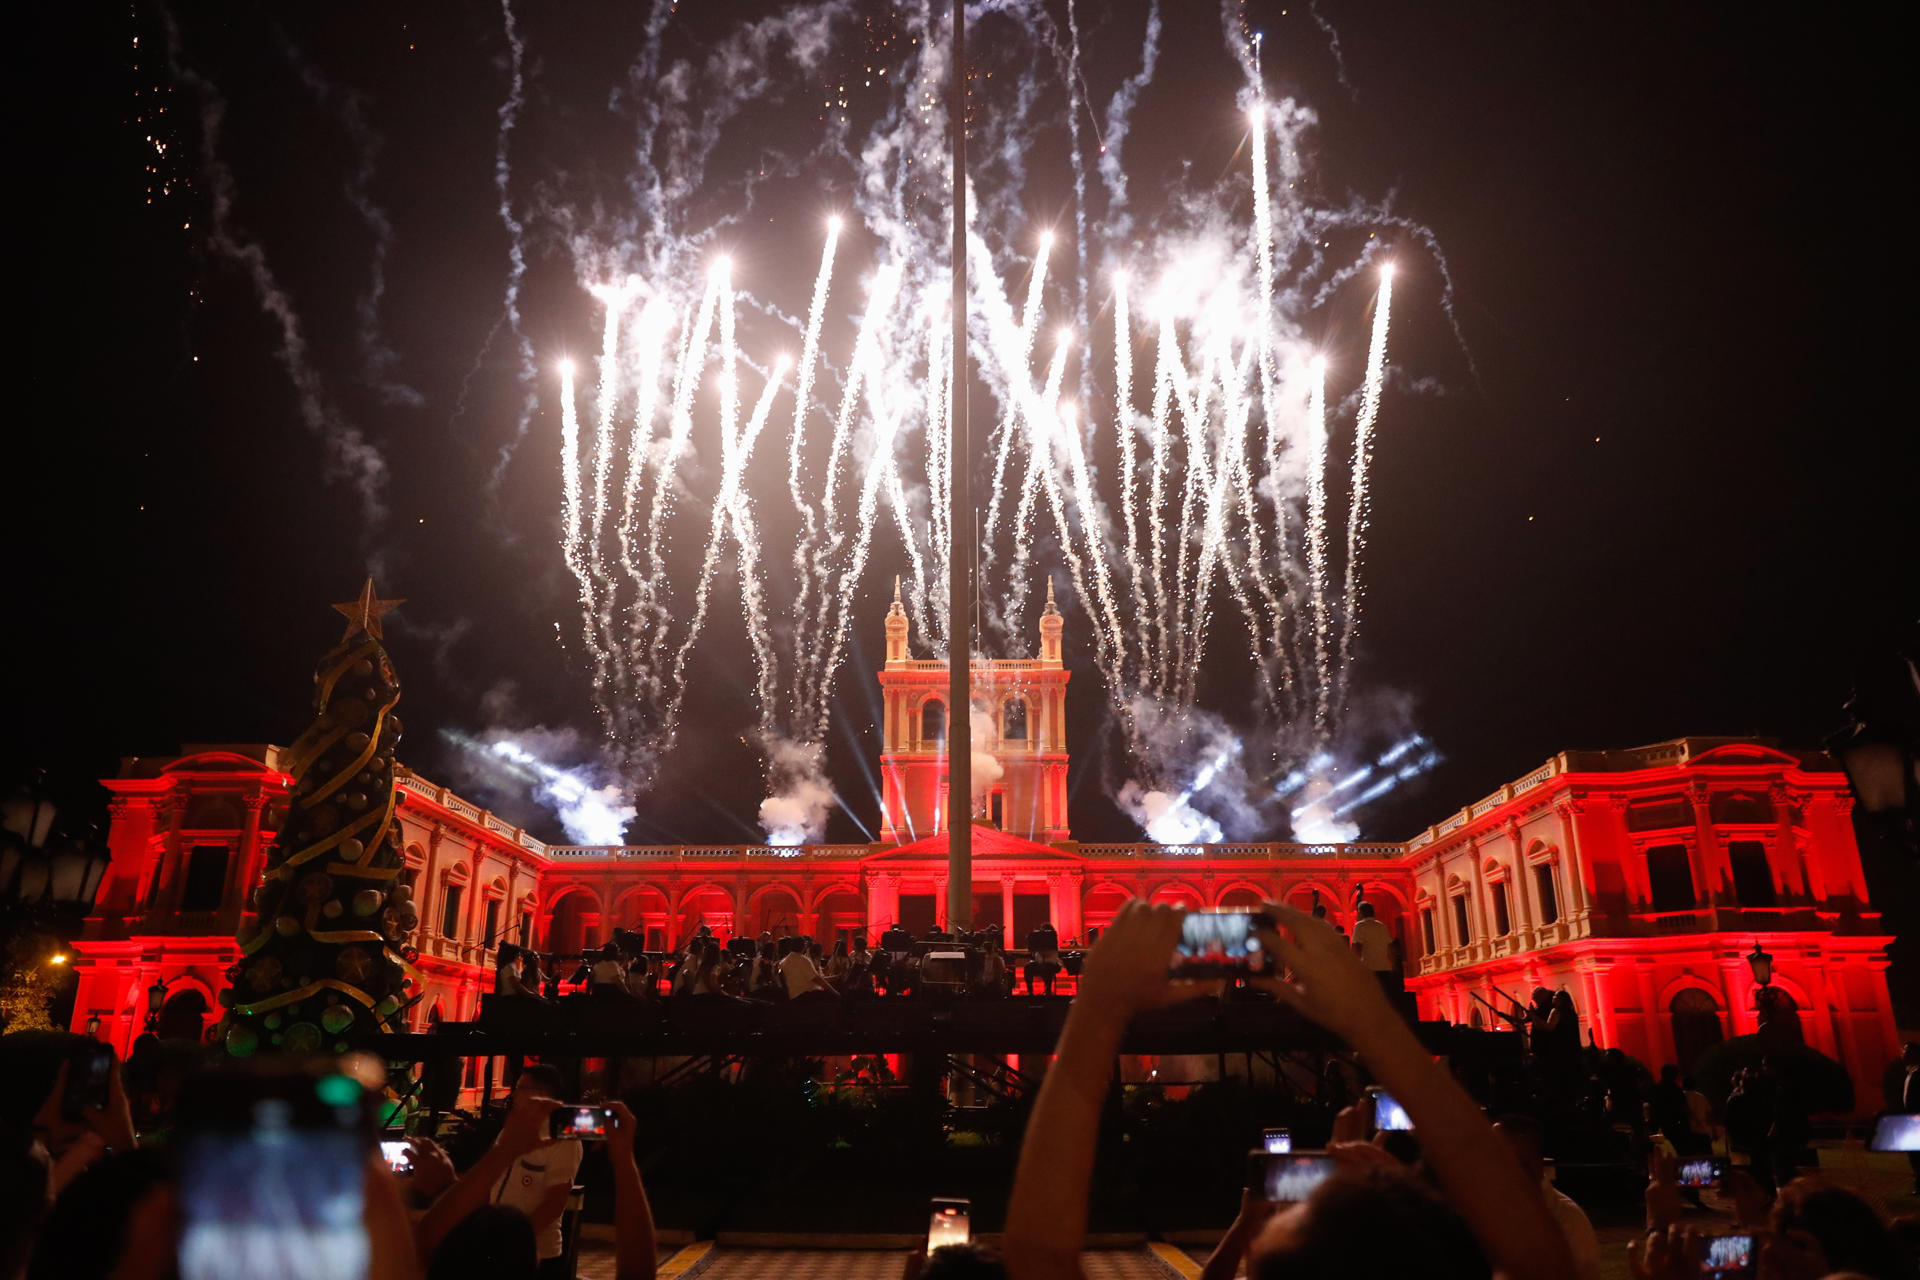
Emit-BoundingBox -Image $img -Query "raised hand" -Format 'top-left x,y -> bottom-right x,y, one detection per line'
1248,902 -> 1394,1043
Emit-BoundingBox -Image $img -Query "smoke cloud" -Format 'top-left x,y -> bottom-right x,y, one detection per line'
757,735 -> 837,846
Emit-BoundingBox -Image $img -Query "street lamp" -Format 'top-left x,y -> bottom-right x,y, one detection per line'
145,977 -> 169,1031
1745,940 -> 1773,989
85,1015 -> 100,1038
0,773 -> 112,911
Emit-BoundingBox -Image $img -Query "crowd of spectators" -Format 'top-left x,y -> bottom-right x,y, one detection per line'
7,902 -> 1916,1280
490,919 -> 1087,1005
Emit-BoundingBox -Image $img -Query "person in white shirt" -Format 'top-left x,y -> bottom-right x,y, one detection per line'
778,935 -> 835,999
1494,1115 -> 1600,1280
1350,901 -> 1396,973
490,1065 -> 583,1275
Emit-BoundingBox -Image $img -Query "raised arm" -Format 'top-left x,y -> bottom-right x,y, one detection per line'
1004,902 -> 1210,1280
414,1092 -> 559,1262
1251,903 -> 1574,1280
606,1101 -> 658,1280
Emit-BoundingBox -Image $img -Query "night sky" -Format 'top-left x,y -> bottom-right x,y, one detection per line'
15,2 -> 1912,848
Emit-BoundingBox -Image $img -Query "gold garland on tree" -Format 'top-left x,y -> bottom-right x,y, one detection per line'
213,581 -> 425,1056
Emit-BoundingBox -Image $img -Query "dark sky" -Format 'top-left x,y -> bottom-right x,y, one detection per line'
16,2 -> 1912,847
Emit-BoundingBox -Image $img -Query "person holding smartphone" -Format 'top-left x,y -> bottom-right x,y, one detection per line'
484,1066 -> 580,1277
1004,901 -> 1573,1280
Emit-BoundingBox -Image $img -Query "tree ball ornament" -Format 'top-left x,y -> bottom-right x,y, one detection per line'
386,715 -> 404,738
397,906 -> 419,932
340,838 -> 365,861
344,792 -> 369,812
390,884 -> 412,905
321,1005 -> 355,1034
274,915 -> 303,938
298,872 -> 334,904
322,900 -> 344,919
346,731 -> 371,751
252,885 -> 272,909
265,1012 -> 283,1029
353,658 -> 373,677
353,889 -> 385,917
375,996 -> 400,1017
335,947 -> 375,984
224,1024 -> 260,1058
217,989 -> 234,1007
283,1022 -> 322,1053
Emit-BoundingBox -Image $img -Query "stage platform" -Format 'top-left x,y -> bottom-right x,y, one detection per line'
377,992 -> 1458,1063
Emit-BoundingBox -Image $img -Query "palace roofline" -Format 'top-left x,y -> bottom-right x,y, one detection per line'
105,734 -> 1849,870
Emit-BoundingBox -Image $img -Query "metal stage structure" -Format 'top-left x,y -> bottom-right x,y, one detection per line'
381,993 -> 1453,1070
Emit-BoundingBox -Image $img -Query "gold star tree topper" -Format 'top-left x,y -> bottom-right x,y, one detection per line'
331,578 -> 404,641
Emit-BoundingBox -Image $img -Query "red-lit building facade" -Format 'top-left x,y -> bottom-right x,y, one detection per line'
68,612 -> 1903,1112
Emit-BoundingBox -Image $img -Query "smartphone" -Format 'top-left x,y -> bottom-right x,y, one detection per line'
379,1139 -> 413,1174
1867,1113 -> 1920,1152
1368,1087 -> 1413,1132
1262,1127 -> 1292,1153
1246,1151 -> 1336,1203
63,1041 -> 115,1121
1169,911 -> 1274,978
1675,1155 -> 1726,1188
1699,1233 -> 1756,1280
927,1197 -> 970,1254
549,1105 -> 619,1140
175,1064 -> 372,1280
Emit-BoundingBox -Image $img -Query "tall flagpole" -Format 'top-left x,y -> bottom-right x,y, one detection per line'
946,0 -> 972,930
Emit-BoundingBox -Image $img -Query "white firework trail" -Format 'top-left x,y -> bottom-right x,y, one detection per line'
1305,355 -> 1333,732
1334,263 -> 1394,717
981,232 -> 1054,590
1111,272 -> 1153,683
484,0 -> 537,492
642,265 -> 723,657
1004,330 -> 1073,640
799,261 -> 901,721
785,221 -> 843,700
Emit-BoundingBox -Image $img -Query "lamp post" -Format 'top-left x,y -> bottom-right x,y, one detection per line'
1746,939 -> 1781,1028
146,977 -> 169,1031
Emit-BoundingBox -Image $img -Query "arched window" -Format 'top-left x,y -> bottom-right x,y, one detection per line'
1669,988 -> 1724,1072
1003,699 -> 1028,741
921,699 -> 946,743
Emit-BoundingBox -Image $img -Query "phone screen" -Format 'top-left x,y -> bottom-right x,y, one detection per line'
379,1139 -> 413,1174
64,1043 -> 114,1121
550,1105 -> 617,1140
1370,1088 -> 1413,1132
1868,1113 -> 1920,1152
1700,1233 -> 1755,1280
927,1198 -> 970,1254
1170,912 -> 1272,977
178,1101 -> 368,1280
1676,1156 -> 1724,1187
1246,1152 -> 1336,1203
1262,1127 -> 1292,1153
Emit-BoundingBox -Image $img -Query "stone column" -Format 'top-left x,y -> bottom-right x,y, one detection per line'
1768,785 -> 1808,901
102,798 -> 158,917
1689,782 -> 1729,909
1551,798 -> 1593,927
221,792 -> 268,934
1001,876 -> 1016,933
866,872 -> 899,943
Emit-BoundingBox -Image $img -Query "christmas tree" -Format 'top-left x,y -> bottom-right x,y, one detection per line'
215,580 -> 422,1056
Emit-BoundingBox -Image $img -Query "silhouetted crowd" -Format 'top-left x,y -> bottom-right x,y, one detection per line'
8,906 -> 1917,1280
